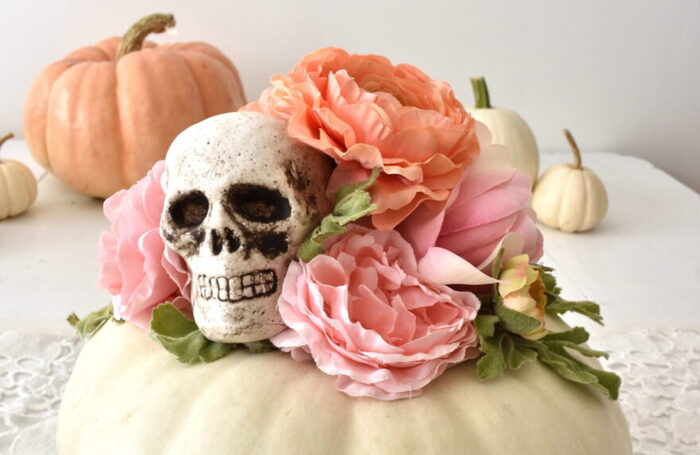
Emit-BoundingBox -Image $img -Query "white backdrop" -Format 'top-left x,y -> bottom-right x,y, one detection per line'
1,0 -> 698,191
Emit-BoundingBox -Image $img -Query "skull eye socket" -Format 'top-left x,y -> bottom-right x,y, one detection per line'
227,184 -> 291,223
169,191 -> 209,228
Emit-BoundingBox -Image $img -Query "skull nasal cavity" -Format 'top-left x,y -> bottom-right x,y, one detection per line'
169,191 -> 209,228
227,184 -> 291,223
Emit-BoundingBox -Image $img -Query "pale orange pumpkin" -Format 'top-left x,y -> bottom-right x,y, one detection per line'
24,13 -> 247,198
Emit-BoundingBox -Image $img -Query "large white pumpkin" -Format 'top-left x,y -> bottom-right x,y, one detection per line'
58,321 -> 631,454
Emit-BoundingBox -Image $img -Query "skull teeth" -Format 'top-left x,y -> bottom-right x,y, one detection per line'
196,270 -> 277,303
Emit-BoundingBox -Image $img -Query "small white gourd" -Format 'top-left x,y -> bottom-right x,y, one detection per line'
532,129 -> 608,232
0,133 -> 38,220
467,77 -> 540,185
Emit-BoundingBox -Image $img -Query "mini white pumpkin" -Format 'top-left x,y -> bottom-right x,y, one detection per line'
0,133 -> 38,220
532,129 -> 608,232
467,77 -> 539,185
57,320 -> 631,455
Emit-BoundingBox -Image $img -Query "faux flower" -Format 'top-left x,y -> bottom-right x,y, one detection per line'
98,161 -> 190,329
498,254 -> 547,340
271,226 -> 480,400
398,123 -> 543,286
243,47 -> 480,230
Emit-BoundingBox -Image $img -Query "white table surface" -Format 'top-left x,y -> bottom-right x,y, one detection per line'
1,138 -> 699,331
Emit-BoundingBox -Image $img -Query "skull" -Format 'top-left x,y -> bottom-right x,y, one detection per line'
160,112 -> 333,343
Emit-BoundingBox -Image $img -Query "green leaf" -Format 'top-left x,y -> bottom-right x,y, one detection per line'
150,303 -> 234,364
476,331 -> 507,379
494,302 -> 543,335
244,339 -> 275,354
505,336 -> 538,370
475,315 -> 500,338
298,168 -> 380,262
67,304 -> 114,339
541,327 -> 590,344
546,298 -> 604,325
538,343 -> 620,399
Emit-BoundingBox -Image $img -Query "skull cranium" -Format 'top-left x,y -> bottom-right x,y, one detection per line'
160,112 -> 332,343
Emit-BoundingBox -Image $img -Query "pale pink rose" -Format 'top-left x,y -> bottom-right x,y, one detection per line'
243,47 -> 480,231
98,161 -> 190,329
398,123 -> 543,285
271,226 -> 480,400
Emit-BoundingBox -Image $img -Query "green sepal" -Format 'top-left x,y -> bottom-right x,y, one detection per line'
150,303 -> 234,364
494,301 -> 543,334
540,270 -> 561,295
298,168 -> 380,262
67,304 -> 114,339
546,298 -> 604,325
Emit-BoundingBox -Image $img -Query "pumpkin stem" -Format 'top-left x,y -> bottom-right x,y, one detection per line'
470,77 -> 492,109
563,129 -> 583,169
0,132 -> 14,150
116,13 -> 176,60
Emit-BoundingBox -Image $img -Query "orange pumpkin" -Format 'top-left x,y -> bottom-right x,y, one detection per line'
24,13 -> 247,198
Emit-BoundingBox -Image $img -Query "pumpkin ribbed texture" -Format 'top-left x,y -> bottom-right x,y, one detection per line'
24,32 -> 246,198
58,320 -> 631,455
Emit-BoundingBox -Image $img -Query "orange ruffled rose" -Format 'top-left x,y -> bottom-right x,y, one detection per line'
242,47 -> 479,230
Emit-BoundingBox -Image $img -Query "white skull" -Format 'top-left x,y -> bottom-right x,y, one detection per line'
160,112 -> 332,343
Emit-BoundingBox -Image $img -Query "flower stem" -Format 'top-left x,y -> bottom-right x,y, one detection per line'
470,77 -> 492,109
563,129 -> 582,169
116,13 -> 175,60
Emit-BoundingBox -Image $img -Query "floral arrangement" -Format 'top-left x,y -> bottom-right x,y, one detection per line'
70,47 -> 619,401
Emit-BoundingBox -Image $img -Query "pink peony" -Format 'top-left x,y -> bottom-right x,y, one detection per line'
98,161 -> 190,329
271,226 -> 480,400
398,123 -> 543,285
243,47 -> 480,231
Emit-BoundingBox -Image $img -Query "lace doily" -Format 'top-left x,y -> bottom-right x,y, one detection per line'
593,327 -> 700,455
0,331 -> 82,454
1,327 -> 698,454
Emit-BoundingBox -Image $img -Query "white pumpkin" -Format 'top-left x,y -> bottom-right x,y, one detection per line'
467,77 -> 539,185
532,129 -> 608,232
0,133 -> 38,220
58,320 -> 631,455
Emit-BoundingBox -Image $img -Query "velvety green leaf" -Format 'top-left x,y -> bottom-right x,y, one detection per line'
298,168 -> 379,262
540,270 -> 561,295
494,302 -> 542,335
545,340 -> 609,359
475,315 -> 501,338
531,330 -> 620,399
67,304 -> 113,339
150,303 -> 233,364
546,298 -> 604,325
541,327 -> 590,344
244,339 -> 275,353
505,336 -> 538,370
476,331 -> 506,380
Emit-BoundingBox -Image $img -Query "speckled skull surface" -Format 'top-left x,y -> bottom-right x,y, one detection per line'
160,112 -> 332,343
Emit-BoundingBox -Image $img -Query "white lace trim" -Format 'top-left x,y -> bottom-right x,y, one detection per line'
1,328 -> 698,454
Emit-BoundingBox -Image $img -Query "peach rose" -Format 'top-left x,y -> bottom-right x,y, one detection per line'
271,226 -> 480,400
243,47 -> 479,230
98,161 -> 190,329
498,254 -> 547,340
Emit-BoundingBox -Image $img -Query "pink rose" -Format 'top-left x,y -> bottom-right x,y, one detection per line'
98,161 -> 190,329
271,226 -> 480,400
398,123 -> 543,285
243,47 -> 480,231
